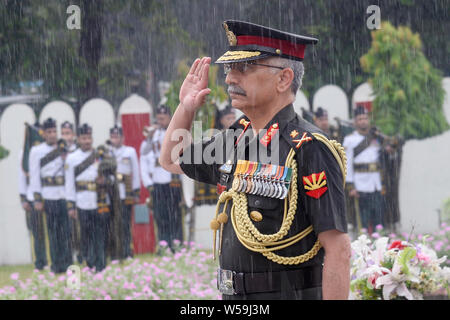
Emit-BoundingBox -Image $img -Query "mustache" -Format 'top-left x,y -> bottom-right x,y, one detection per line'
227,85 -> 247,96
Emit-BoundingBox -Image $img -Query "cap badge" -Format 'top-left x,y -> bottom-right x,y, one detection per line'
223,22 -> 237,46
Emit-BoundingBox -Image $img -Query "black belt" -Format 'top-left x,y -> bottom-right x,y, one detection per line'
76,181 -> 97,192
41,176 -> 65,187
218,265 -> 322,295
354,162 -> 380,172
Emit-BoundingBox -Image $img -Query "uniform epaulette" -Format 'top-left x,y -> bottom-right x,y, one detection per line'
281,121 -> 347,184
228,115 -> 250,130
281,121 -> 315,153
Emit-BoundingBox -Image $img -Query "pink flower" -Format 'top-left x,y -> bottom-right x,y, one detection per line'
104,295 -> 111,300
376,224 -> 383,231
9,287 -> 16,294
159,240 -> 168,247
417,253 -> 431,264
10,273 -> 19,280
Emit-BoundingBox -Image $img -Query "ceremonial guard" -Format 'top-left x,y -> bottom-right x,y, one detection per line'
20,146 -> 48,270
60,121 -> 81,263
160,21 -> 350,300
65,124 -> 106,272
28,118 -> 72,273
343,106 -> 383,233
140,106 -> 183,253
109,125 -> 140,259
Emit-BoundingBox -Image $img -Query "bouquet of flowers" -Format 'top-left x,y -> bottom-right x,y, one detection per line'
350,235 -> 450,300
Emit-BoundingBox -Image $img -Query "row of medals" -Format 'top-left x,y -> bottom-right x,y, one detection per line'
231,159 -> 292,199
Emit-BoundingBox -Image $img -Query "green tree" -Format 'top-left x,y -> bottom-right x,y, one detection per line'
360,22 -> 449,139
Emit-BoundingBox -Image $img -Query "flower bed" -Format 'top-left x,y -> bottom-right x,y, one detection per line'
0,241 -> 220,300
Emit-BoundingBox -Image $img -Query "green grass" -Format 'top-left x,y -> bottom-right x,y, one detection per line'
0,253 -> 158,288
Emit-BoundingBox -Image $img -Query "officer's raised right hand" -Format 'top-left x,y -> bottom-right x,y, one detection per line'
179,57 -> 212,114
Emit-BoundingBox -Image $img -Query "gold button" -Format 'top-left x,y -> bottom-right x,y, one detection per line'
276,49 -> 282,55
272,123 -> 278,128
250,210 -> 263,222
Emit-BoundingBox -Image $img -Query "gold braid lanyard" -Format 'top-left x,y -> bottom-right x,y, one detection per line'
210,133 -> 347,265
211,148 -> 321,265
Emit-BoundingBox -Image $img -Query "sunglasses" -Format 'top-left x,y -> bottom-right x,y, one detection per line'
223,61 -> 284,75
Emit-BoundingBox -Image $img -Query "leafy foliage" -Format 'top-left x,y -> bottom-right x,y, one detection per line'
360,22 -> 449,139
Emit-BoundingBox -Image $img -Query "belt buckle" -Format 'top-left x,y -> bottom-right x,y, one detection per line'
87,182 -> 96,191
56,176 -> 63,184
217,268 -> 236,295
369,163 -> 377,171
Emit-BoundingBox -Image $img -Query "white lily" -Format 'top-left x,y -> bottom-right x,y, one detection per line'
375,256 -> 420,300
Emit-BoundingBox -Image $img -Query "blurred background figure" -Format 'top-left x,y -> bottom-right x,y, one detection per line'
60,121 -> 82,264
108,125 -> 140,259
313,107 -> 339,141
29,118 -> 72,274
19,122 -> 48,270
214,105 -> 236,131
140,106 -> 183,254
343,106 -> 384,235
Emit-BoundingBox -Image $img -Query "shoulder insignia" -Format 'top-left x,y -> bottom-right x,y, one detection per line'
281,122 -> 314,152
290,130 -> 299,138
303,171 -> 328,199
292,132 -> 312,149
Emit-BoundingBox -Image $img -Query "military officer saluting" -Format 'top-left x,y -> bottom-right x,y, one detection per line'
65,124 -> 106,272
109,125 -> 140,259
160,20 -> 350,300
28,118 -> 72,274
343,105 -> 383,232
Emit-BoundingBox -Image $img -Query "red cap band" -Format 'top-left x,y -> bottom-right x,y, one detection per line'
237,35 -> 306,59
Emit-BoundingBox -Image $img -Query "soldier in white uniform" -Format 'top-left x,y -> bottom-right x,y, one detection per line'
61,121 -> 82,263
61,121 -> 77,153
343,106 -> 383,232
28,118 -> 72,273
140,106 -> 183,253
65,124 -> 107,272
109,125 -> 140,259
19,147 -> 48,270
